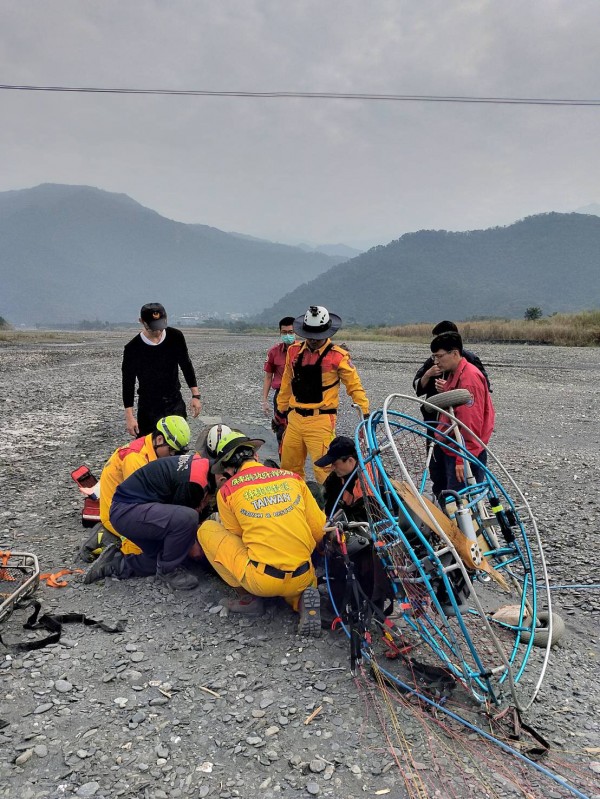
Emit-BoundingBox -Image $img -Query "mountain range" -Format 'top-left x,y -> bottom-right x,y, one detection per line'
258,212 -> 600,325
1,184 -> 598,327
0,184 -> 343,325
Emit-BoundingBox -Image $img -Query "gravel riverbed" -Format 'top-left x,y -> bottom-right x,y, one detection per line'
0,331 -> 599,799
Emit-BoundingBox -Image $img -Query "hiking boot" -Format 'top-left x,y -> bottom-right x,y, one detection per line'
156,567 -> 199,591
78,525 -> 121,563
298,586 -> 322,638
83,543 -> 122,584
222,594 -> 264,615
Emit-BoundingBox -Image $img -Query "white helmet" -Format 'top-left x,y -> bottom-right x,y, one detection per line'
305,305 -> 330,328
206,424 -> 232,458
293,305 -> 342,340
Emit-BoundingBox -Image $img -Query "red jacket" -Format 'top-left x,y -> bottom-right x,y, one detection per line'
438,358 -> 495,461
263,342 -> 289,391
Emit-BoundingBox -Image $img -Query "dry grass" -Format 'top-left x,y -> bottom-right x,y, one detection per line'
0,330 -> 86,344
377,310 -> 600,347
2,310 -> 599,347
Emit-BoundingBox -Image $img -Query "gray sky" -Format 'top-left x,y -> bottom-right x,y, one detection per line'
1,0 -> 599,248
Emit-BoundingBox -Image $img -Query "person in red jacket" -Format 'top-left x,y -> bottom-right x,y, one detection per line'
261,316 -> 296,452
430,332 -> 495,494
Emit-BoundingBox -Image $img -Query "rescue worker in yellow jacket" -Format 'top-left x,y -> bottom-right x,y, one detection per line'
277,306 -> 369,484
97,416 -> 191,556
197,431 -> 326,637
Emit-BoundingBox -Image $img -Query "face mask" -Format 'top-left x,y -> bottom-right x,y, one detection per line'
281,334 -> 295,345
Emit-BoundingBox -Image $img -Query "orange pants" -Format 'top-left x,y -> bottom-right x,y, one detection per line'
280,410 -> 336,484
197,519 -> 316,611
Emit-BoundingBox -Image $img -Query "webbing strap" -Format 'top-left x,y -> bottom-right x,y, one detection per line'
0,600 -> 126,652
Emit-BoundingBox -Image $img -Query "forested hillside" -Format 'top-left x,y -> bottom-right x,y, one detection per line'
258,213 -> 600,325
0,184 -> 342,325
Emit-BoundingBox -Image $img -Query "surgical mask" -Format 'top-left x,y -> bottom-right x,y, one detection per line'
281,334 -> 295,345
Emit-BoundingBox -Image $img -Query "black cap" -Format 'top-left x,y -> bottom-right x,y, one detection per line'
314,436 -> 357,468
140,302 -> 167,331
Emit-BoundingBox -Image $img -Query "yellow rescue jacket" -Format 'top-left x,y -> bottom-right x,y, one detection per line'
99,433 -> 158,554
217,460 -> 326,571
277,339 -> 369,415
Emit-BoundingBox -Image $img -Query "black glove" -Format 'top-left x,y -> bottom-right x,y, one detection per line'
274,409 -> 289,425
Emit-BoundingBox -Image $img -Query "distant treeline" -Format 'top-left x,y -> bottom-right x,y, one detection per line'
3,310 -> 598,347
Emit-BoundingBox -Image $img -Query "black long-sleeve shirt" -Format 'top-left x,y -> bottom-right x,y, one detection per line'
121,327 -> 197,408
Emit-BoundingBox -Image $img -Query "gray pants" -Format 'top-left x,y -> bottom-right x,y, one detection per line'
110,501 -> 198,577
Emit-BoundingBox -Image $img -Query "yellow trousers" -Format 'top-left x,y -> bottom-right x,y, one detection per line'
197,519 -> 316,611
280,410 -> 336,484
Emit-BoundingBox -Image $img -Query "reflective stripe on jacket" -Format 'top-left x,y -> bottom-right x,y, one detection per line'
99,434 -> 157,532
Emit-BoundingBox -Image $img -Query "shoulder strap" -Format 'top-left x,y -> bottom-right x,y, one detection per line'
315,342 -> 334,366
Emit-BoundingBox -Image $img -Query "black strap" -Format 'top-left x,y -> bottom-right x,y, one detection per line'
511,707 -> 551,757
249,560 -> 310,579
0,600 -> 127,652
295,342 -> 334,373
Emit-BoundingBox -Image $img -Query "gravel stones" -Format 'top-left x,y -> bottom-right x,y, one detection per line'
33,703 -> 53,715
0,335 -> 598,799
76,782 -> 100,797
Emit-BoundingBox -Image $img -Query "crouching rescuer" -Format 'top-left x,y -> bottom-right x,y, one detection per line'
82,415 -> 192,560
84,452 -> 213,590
197,431 -> 327,637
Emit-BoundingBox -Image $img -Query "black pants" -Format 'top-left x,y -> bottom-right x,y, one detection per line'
110,500 -> 198,577
137,394 -> 186,436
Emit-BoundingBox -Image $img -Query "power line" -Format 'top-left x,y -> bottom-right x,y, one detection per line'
0,84 -> 599,106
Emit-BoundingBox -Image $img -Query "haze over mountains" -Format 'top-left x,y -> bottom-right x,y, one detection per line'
0,184 -> 343,325
259,213 -> 600,325
1,184 -> 598,327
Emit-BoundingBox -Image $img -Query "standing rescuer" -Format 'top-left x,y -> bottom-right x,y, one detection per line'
122,302 -> 202,437
277,306 -> 369,483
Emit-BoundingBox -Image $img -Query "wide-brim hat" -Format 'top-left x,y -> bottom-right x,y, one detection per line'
293,306 -> 342,340
211,436 -> 265,474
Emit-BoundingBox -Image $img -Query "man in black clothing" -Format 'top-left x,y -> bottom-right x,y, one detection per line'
316,437 -> 393,614
83,452 -> 213,590
413,320 -> 491,497
318,436 -> 366,521
122,302 -> 202,437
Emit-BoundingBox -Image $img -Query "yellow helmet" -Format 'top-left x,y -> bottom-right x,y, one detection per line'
155,416 -> 191,451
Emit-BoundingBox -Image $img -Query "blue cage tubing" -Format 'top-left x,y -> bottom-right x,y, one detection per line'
350,394 -> 553,710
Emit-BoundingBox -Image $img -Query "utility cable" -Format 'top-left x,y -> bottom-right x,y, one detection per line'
1,84 -> 600,107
